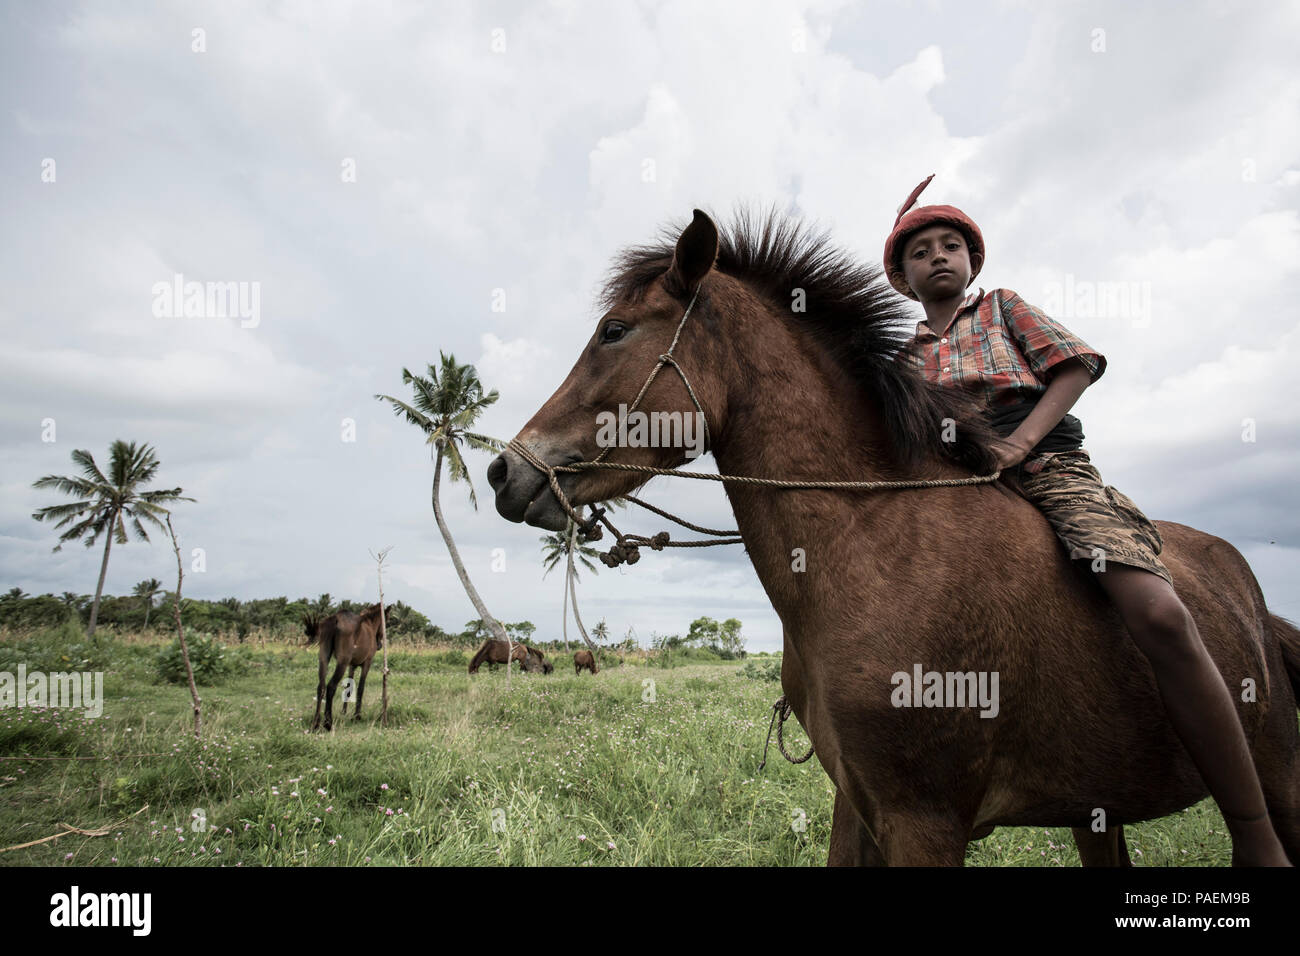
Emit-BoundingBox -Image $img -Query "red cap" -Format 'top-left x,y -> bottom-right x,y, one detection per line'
882,174 -> 985,300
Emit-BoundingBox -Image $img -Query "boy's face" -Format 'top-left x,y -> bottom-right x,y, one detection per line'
901,225 -> 973,301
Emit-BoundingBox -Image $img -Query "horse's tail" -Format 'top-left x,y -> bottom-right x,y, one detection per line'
1271,614 -> 1300,709
309,616 -> 338,660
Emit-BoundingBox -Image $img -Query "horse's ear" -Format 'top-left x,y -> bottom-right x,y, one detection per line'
666,209 -> 718,298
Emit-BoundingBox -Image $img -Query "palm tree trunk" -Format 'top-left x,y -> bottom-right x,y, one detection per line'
86,508 -> 118,640
166,515 -> 201,739
143,597 -> 151,631
567,545 -> 599,662
561,521 -> 573,653
431,442 -> 512,679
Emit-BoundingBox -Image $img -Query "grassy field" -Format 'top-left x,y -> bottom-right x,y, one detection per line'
0,629 -> 1238,866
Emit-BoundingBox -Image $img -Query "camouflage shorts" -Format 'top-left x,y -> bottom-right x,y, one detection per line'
1012,448 -> 1174,586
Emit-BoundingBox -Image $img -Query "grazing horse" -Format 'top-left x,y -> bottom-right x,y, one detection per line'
306,603 -> 385,731
573,649 -> 599,675
469,639 -> 553,674
527,646 -> 555,674
486,207 -> 1300,866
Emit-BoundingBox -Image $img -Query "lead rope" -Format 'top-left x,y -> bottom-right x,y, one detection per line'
758,694 -> 816,769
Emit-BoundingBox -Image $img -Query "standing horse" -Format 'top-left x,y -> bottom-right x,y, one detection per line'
573,649 -> 599,675
486,208 -> 1300,865
306,603 -> 385,731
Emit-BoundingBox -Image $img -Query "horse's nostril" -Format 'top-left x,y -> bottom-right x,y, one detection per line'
487,455 -> 506,489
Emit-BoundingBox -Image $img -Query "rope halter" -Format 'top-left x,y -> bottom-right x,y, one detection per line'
506,284 -> 1001,568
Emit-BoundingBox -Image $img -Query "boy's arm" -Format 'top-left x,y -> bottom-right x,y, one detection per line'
997,290 -> 1106,457
1001,357 -> 1093,454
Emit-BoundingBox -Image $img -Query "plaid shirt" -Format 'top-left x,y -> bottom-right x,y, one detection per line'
897,287 -> 1106,406
896,287 -> 1107,471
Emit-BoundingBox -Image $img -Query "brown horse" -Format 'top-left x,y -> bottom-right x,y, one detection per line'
487,207 -> 1300,866
469,639 -> 553,674
573,649 -> 599,675
306,603 -> 384,731
525,645 -> 554,674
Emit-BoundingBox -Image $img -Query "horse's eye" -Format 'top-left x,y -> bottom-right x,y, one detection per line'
601,321 -> 627,344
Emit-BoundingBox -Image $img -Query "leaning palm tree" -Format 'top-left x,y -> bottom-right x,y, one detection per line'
132,578 -> 163,630
375,354 -> 511,652
31,440 -> 194,639
541,520 -> 600,652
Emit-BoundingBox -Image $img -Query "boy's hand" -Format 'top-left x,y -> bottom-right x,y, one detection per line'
992,436 -> 1032,471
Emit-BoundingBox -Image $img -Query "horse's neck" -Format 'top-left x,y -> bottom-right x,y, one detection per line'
707,316 -> 975,627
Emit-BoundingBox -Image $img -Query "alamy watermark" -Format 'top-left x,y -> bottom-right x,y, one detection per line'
1042,274 -> 1151,327
891,663 -> 999,718
0,665 -> 104,718
595,404 -> 705,459
151,273 -> 261,328
50,886 -> 150,936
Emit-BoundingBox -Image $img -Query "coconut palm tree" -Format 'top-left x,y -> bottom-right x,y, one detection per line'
540,519 -> 601,652
133,578 -> 163,630
375,354 -> 511,649
31,440 -> 193,639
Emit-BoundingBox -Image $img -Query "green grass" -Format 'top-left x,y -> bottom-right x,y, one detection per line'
0,632 -> 1238,866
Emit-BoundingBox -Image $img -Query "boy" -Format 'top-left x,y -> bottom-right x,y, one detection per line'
884,174 -> 1290,866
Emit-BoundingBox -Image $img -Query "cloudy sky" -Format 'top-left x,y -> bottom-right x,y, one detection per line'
2,0 -> 1297,652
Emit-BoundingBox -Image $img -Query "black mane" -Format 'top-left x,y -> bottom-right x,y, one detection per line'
599,205 -> 1001,474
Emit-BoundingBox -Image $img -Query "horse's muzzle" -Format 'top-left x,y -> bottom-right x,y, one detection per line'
487,443 -> 577,531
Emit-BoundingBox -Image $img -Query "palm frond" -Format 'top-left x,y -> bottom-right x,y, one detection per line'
32,500 -> 96,523
32,474 -> 104,498
462,431 -> 507,454
443,442 -> 479,509
70,449 -> 108,485
374,392 -> 437,435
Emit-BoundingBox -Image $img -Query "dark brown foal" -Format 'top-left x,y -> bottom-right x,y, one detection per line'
306,604 -> 384,732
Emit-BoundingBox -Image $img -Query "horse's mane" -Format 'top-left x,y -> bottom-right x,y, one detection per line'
598,205 -> 1001,475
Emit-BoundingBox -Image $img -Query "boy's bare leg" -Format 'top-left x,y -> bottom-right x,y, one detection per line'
1092,564 -> 1291,866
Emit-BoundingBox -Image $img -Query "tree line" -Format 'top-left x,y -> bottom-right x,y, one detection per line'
23,353 -> 745,660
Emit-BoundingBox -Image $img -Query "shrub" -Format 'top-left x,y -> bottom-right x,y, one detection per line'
0,619 -> 111,673
156,630 -> 241,685
740,655 -> 782,682
431,649 -> 468,668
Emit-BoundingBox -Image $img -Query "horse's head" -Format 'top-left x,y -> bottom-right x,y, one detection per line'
487,209 -> 728,531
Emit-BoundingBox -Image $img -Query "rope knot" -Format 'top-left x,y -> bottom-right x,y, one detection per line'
650,531 -> 670,551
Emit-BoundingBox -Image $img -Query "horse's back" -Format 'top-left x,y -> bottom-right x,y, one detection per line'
1152,519 -> 1270,635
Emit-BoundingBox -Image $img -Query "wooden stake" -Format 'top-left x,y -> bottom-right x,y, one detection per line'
370,546 -> 394,728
